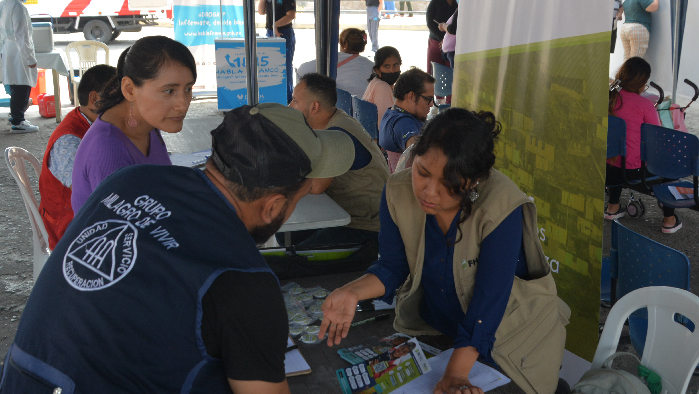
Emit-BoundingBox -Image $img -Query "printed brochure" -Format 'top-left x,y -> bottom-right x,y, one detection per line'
337,333 -> 441,365
336,338 -> 431,394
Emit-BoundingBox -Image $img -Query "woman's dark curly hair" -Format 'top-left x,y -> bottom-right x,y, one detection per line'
97,35 -> 197,113
609,56 -> 651,115
411,107 -> 501,242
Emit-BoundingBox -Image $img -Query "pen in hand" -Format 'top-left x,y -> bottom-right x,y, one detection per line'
350,314 -> 390,327
286,344 -> 299,353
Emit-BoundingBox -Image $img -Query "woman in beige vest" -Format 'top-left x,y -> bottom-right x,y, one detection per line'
319,108 -> 569,394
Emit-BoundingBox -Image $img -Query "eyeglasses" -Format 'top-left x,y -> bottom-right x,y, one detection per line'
419,94 -> 435,105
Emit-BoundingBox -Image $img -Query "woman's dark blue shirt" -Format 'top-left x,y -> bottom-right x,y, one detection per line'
366,188 -> 527,363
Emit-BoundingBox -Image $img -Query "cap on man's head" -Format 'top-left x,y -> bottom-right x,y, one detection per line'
211,103 -> 355,188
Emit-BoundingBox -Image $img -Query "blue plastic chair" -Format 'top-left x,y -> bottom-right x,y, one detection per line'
610,220 -> 691,356
641,123 -> 699,210
607,115 -> 627,166
430,61 -> 453,98
336,88 -> 353,117
606,116 -> 661,218
352,96 -> 379,140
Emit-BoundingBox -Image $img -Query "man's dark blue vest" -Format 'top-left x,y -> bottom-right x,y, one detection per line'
0,165 -> 275,394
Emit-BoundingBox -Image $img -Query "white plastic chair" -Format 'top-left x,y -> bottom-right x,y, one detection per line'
394,144 -> 416,172
4,147 -> 51,280
65,40 -> 109,107
593,286 -> 699,394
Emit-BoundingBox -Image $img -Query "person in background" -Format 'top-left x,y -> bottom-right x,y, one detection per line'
383,0 -> 396,19
606,57 -> 680,233
366,0 -> 383,52
439,8 -> 457,68
380,67 -> 434,173
319,108 -> 569,394
258,0 -> 296,103
288,73 -> 389,247
71,35 -> 197,213
363,46 -> 401,129
0,0 -> 39,133
38,64 -> 117,250
398,0 -> 413,17
617,0 -> 659,61
297,28 -> 374,97
0,103 -> 354,394
425,0 -> 456,76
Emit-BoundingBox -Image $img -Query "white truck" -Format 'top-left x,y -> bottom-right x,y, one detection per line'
24,0 -> 172,42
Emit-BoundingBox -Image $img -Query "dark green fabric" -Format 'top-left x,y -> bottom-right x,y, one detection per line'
637,364 -> 662,394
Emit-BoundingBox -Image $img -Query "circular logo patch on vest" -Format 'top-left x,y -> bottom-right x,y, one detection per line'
63,220 -> 138,291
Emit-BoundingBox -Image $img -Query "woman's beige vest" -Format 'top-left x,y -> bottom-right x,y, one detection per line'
385,168 -> 570,394
325,109 -> 390,232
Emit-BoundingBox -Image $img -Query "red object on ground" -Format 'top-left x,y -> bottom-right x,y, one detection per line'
30,69 -> 46,105
38,94 -> 56,118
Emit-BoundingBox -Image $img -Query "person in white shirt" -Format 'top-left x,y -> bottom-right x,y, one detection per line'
0,0 -> 39,133
297,28 -> 375,97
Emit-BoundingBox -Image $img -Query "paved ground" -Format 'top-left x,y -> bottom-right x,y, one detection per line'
1,20 -> 699,391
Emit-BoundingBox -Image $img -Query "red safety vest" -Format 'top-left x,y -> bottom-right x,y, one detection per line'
38,107 -> 90,249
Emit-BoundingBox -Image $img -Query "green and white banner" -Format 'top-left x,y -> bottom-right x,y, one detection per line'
452,0 -> 611,383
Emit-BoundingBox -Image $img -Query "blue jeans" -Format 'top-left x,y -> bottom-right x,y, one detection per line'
277,227 -> 379,248
267,26 -> 295,103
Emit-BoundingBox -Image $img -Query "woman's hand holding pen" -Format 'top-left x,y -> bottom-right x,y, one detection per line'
318,287 -> 359,347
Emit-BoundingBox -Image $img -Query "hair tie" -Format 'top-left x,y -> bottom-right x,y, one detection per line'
610,79 -> 622,92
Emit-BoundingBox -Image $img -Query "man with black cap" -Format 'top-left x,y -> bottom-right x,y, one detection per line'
0,103 -> 354,394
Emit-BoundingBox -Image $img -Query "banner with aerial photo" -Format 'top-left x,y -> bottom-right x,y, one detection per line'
452,0 -> 611,380
174,0 -> 245,92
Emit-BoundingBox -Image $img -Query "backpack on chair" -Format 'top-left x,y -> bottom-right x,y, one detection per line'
572,352 -> 661,394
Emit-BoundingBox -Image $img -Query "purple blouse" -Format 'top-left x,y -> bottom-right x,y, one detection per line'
71,116 -> 172,213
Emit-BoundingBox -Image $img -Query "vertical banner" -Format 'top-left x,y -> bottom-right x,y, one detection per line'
452,0 -> 611,383
215,38 -> 287,110
174,0 -> 245,93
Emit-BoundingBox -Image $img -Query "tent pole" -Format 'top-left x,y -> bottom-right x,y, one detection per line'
315,0 -> 329,75
671,0 -> 681,103
243,0 -> 259,105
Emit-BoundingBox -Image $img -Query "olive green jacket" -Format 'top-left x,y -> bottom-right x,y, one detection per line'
385,168 -> 570,394
325,109 -> 389,232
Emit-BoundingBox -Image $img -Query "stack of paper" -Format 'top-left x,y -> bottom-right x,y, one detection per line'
392,349 -> 510,393
285,337 -> 311,376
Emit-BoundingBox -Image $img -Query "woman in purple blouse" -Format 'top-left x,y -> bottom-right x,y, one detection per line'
71,35 -> 197,213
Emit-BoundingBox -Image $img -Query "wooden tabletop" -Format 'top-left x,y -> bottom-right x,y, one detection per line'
285,272 -> 526,394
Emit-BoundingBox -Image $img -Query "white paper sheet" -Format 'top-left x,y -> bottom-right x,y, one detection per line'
393,349 -> 511,393
285,337 -> 311,376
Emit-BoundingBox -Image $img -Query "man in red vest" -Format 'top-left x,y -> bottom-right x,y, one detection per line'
39,64 -> 116,249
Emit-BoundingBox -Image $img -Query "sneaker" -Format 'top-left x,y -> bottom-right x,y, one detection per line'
661,215 -> 682,234
10,120 -> 39,133
604,206 -> 626,220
